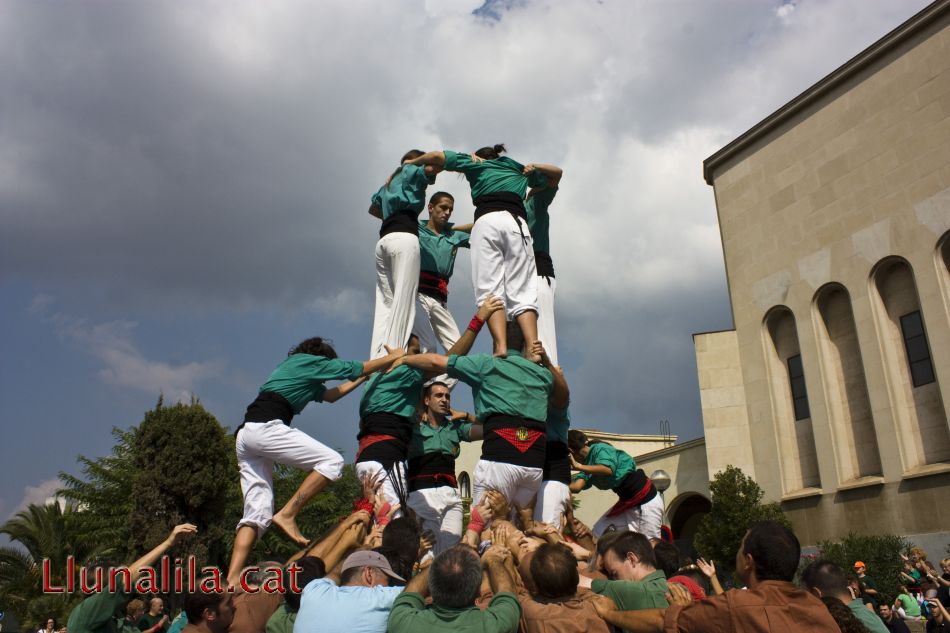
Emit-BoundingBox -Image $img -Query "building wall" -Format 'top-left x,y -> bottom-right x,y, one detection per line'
705,9 -> 950,544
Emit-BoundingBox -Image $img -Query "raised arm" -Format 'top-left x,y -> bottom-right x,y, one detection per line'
523,163 -> 562,187
323,375 -> 369,403
482,546 -> 517,595
446,296 -> 504,357
400,353 -> 449,374
407,151 -> 446,168
532,341 -> 569,409
452,223 -> 474,233
128,524 -> 197,583
359,346 -> 406,376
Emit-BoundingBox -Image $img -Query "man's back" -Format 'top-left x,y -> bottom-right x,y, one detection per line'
388,591 -> 521,633
517,588 -> 610,633
294,578 -> 401,633
664,581 -> 840,632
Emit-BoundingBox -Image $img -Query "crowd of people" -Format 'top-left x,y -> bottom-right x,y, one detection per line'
58,144 -> 950,633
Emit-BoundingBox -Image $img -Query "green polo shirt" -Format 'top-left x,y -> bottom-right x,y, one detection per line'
370,164 -> 435,220
573,442 -> 635,490
67,579 -> 130,633
525,186 -> 558,255
847,598 -> 889,633
408,418 -> 473,460
443,150 -> 548,201
389,591 -> 521,633
265,604 -> 296,633
447,351 -> 553,422
418,220 -> 470,278
359,364 -> 426,419
547,404 -> 570,444
260,354 -> 363,414
592,570 -> 670,610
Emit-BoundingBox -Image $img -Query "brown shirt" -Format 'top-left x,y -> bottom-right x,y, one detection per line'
517,588 -> 611,633
663,580 -> 840,633
228,591 -> 282,633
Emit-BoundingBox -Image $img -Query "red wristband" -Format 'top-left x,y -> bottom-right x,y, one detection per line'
468,315 -> 485,333
353,498 -> 373,514
467,507 -> 486,534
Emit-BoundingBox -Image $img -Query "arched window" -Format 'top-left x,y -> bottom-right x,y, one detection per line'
763,306 -> 821,492
457,472 -> 471,500
813,283 -> 881,480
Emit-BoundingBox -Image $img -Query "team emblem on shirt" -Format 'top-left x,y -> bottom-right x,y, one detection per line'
516,426 -> 529,441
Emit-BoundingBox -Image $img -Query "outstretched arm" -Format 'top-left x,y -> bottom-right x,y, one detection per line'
359,346 -> 406,376
532,342 -> 569,409
452,223 -> 474,233
400,353 -> 449,374
524,163 -> 562,187
323,375 -> 369,403
407,151 -> 446,168
446,296 -> 504,356
128,524 -> 197,583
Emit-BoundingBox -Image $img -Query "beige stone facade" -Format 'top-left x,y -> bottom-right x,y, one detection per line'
699,0 -> 950,546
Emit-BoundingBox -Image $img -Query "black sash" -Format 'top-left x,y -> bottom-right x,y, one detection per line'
534,251 -> 556,278
379,210 -> 419,237
473,192 -> 527,222
407,453 -> 457,491
482,414 -> 547,469
542,441 -> 571,484
237,391 -> 294,433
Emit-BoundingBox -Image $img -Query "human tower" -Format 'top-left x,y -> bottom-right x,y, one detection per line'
226,144 -> 665,585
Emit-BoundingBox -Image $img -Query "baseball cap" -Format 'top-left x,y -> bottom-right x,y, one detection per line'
341,550 -> 405,583
853,561 -> 866,569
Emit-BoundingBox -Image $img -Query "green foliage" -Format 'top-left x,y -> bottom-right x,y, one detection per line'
817,532 -> 908,606
0,503 -> 105,631
693,465 -> 791,581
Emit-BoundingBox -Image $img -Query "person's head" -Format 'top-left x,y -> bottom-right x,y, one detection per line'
853,561 -> 866,575
406,333 -> 421,355
126,600 -> 145,620
474,144 -> 506,160
423,381 -> 451,419
429,546 -> 483,608
401,149 -> 424,164
879,603 -> 894,621
820,596 -> 869,633
44,619 -> 56,631
652,540 -> 680,579
284,557 -> 326,612
910,547 -> 927,562
339,550 -> 405,587
505,320 -> 525,353
148,597 -> 163,615
289,337 -> 337,359
382,517 -> 422,563
243,560 -> 283,590
736,521 -> 800,584
602,532 -> 657,581
567,430 -> 590,460
184,591 -> 234,633
801,559 -> 849,601
427,192 -> 455,229
941,558 -> 950,574
374,545 -> 412,587
530,543 -> 579,601
589,529 -> 625,575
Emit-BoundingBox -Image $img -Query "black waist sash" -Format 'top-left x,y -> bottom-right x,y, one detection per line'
357,412 -> 412,468
482,414 -> 547,469
473,192 -> 527,222
418,270 -> 450,303
542,441 -> 571,484
613,468 -> 658,504
238,391 -> 294,433
407,452 -> 457,491
379,210 -> 419,237
534,251 -> 555,278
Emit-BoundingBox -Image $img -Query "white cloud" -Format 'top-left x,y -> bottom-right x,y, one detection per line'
14,478 -> 61,514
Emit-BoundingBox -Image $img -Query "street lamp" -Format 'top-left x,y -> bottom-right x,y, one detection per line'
651,469 -> 672,533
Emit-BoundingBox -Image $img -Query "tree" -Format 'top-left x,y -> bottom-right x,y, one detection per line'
817,532 -> 907,607
0,503 -> 106,631
693,465 -> 791,583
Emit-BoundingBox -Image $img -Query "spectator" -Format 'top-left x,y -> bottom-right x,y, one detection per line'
38,618 -> 57,633
182,591 -> 234,633
294,550 -> 405,633
878,604 -> 911,633
119,602 -> 145,633
936,559 -> 950,609
388,545 -> 521,633
591,521 -> 840,632
855,561 -> 880,608
136,599 -> 169,633
926,597 -> 950,633
894,584 -> 922,620
581,531 -> 669,611
801,559 -> 888,633
821,596 -> 872,633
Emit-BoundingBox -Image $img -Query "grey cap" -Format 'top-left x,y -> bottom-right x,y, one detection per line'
340,550 -> 405,583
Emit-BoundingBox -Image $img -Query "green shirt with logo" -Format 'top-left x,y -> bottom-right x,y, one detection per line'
447,351 -> 553,422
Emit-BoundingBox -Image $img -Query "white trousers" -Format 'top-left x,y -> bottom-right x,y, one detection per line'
536,275 -> 558,366
472,459 -> 542,514
471,212 -> 538,319
407,486 -> 464,555
413,293 -> 461,389
535,480 -> 571,528
355,460 -> 407,518
370,233 -> 420,359
235,420 -> 344,536
591,492 -> 665,540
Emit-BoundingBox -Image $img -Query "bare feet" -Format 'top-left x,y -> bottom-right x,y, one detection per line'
493,347 -> 508,358
272,512 -> 309,546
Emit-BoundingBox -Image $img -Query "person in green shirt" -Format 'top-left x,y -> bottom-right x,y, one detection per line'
394,322 -> 566,513
524,168 -> 563,366
388,545 -> 521,633
368,149 -> 441,361
356,296 -> 503,514
894,584 -> 922,619
405,380 -> 482,554
413,191 -> 474,368
407,145 -> 561,363
580,531 -> 670,614
227,338 -> 404,588
67,524 -> 197,633
801,559 -> 890,633
567,430 -> 665,539
535,364 -> 571,528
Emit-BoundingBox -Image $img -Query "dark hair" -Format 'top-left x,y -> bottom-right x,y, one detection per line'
820,596 -> 872,633
742,521 -> 800,581
531,544 -> 579,600
801,559 -> 848,598
567,429 -> 589,453
506,320 -> 525,352
289,337 -> 337,359
339,564 -> 364,586
605,531 -> 657,569
184,591 -> 226,625
373,545 -> 411,587
652,540 -> 680,578
474,144 -> 506,160
284,558 -> 326,611
424,381 -> 450,398
430,547 -> 483,608
429,191 -> 454,205
401,149 -> 424,163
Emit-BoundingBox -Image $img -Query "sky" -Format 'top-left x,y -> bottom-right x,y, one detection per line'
0,0 -> 934,524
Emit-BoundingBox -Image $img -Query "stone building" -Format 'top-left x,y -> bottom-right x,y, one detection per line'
696,0 -> 950,549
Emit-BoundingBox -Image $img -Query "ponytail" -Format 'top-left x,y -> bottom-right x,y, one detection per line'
474,143 -> 507,160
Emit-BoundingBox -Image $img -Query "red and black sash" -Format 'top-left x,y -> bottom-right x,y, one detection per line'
606,469 -> 657,517
482,414 -> 547,469
407,452 -> 458,492
356,412 -> 411,468
419,271 -> 450,304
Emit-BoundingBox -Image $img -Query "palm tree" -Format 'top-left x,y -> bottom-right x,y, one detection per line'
0,502 -> 112,632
